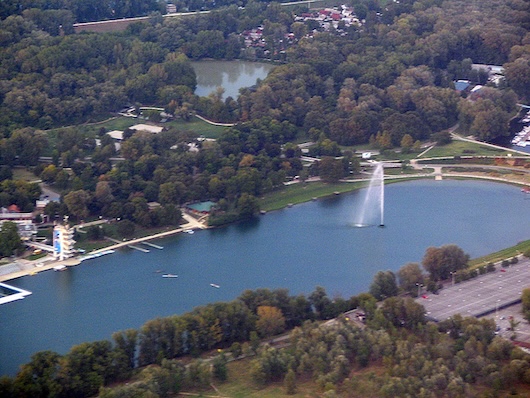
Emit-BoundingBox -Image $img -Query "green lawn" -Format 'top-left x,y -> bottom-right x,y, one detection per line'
164,115 -> 229,138
12,167 -> 39,182
417,140 -> 510,158
259,181 -> 367,212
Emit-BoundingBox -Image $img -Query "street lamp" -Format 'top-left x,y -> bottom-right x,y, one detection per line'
416,282 -> 423,297
451,271 -> 455,286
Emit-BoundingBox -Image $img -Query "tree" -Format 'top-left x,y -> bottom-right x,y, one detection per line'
522,288 -> 530,323
284,368 -> 297,394
319,156 -> 344,183
422,244 -> 470,281
237,193 -> 259,219
117,219 -> 136,238
63,190 -> 91,221
212,353 -> 228,382
397,262 -> 424,296
0,221 -> 22,257
369,271 -> 398,301
256,306 -> 286,338
12,351 -> 62,398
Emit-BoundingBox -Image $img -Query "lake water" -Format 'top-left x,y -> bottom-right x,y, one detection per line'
192,60 -> 275,99
2,180 -> 530,376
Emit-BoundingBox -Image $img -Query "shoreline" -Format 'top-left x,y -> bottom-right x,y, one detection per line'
0,213 -> 207,283
1,172 -> 528,284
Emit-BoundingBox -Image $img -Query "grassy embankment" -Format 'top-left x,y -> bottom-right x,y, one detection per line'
469,239 -> 530,268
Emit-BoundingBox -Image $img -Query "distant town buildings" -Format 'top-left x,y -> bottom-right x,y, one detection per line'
241,5 -> 362,56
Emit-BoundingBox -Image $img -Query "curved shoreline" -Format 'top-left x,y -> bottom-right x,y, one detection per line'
1,169 -> 528,284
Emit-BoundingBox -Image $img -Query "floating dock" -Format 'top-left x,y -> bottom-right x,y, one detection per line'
0,282 -> 32,304
142,242 -> 163,249
127,245 -> 149,253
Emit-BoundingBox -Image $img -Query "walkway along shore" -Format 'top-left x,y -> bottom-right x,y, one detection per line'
0,213 -> 207,283
2,151 -> 530,284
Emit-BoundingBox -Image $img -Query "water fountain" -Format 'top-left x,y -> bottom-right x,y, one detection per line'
353,162 -> 384,227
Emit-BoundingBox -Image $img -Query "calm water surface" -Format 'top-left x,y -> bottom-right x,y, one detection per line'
192,60 -> 275,99
1,180 -> 530,376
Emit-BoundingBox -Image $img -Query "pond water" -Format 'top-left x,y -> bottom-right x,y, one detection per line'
1,180 -> 530,376
191,60 -> 275,99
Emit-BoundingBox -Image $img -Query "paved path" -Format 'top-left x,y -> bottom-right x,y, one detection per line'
0,214 -> 208,282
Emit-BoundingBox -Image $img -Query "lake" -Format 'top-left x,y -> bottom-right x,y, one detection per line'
1,180 -> 530,376
191,60 -> 275,99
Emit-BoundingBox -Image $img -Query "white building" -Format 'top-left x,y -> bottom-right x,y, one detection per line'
129,124 -> 164,134
53,223 -> 75,261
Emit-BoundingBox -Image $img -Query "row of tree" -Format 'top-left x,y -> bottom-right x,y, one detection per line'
0,285 -> 359,397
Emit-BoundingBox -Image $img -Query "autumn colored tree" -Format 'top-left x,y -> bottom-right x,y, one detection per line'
256,306 -> 286,338
422,244 -> 470,281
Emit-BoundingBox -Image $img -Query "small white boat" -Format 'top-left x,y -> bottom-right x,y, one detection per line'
183,229 -> 194,234
210,283 -> 220,288
53,265 -> 67,271
162,274 -> 178,278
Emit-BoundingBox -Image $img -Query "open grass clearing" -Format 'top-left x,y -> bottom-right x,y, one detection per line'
12,167 -> 39,182
165,115 -> 229,138
259,181 -> 367,212
418,140 -> 510,158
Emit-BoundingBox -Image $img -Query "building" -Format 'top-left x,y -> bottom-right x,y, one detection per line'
0,208 -> 36,240
129,124 -> 164,134
185,201 -> 216,216
454,80 -> 471,92
53,223 -> 75,261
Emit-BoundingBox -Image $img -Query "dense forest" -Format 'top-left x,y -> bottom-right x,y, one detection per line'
3,282 -> 530,397
1,0 -> 530,394
0,0 -> 529,229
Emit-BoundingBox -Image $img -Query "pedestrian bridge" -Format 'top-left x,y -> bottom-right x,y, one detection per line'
25,241 -> 54,253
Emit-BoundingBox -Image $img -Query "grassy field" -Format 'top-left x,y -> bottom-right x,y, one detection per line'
259,181 -> 368,212
12,167 -> 39,182
42,115 -> 228,142
417,140 -> 510,158
469,239 -> 530,268
165,115 -> 229,138
186,358 -> 324,398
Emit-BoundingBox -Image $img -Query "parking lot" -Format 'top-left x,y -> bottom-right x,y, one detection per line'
417,258 -> 530,321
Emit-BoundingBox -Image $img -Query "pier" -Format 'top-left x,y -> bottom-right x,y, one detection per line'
142,242 -> 163,249
127,245 -> 149,253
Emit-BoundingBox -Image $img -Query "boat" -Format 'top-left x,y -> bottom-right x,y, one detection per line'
183,229 -> 194,234
53,265 -> 67,271
210,283 -> 220,288
522,187 -> 530,194
162,274 -> 178,278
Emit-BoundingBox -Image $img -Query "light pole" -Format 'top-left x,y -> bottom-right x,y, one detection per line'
416,283 -> 423,297
451,271 -> 455,286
